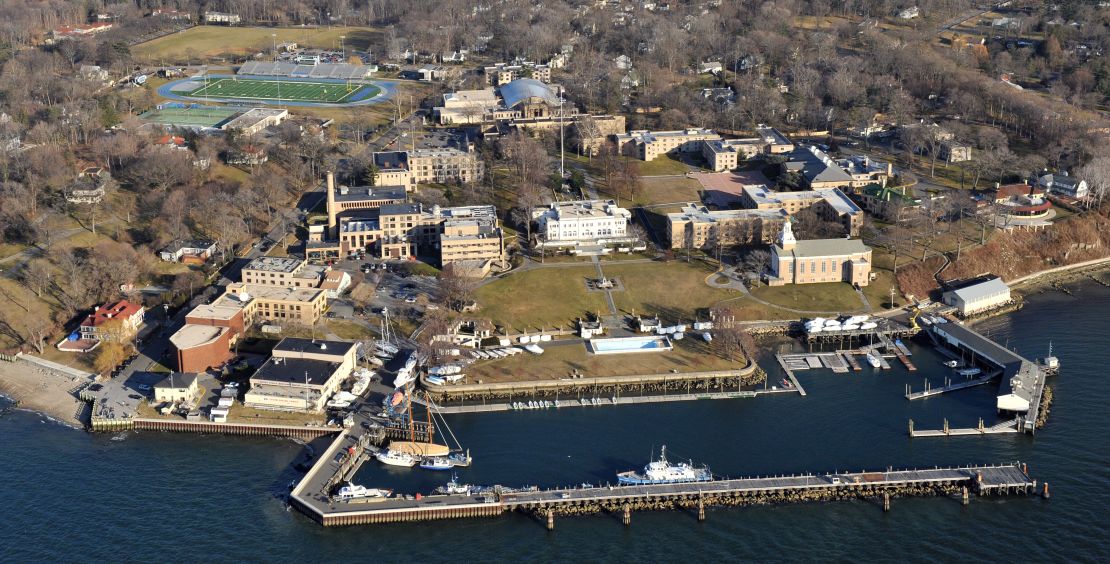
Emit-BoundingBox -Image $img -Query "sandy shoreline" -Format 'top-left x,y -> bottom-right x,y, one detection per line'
0,360 -> 88,428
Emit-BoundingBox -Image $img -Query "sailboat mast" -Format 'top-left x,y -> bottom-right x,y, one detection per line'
407,391 -> 415,442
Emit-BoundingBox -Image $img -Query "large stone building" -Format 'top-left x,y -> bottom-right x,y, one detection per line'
369,148 -> 483,189
700,126 -> 795,172
666,204 -> 786,250
170,259 -> 334,374
615,129 -> 720,161
409,148 -> 483,184
533,200 -> 632,247
307,173 -> 505,273
435,78 -> 561,125
768,219 -> 872,287
371,151 -> 415,189
243,338 -> 359,412
739,185 -> 863,236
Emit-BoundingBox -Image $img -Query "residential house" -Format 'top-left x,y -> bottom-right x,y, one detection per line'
66,167 -> 113,204
159,239 -> 217,264
80,300 -> 146,341
1038,173 -> 1089,199
939,140 -> 972,163
152,135 -> 210,169
153,373 -> 200,404
701,87 -> 736,105
418,65 -> 448,81
698,61 -> 723,75
226,145 -> 267,166
898,7 -> 920,19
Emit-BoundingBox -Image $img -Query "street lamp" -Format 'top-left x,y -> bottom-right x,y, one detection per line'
340,35 -> 346,60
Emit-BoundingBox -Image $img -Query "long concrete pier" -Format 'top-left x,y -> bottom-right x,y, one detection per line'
288,461 -> 1038,527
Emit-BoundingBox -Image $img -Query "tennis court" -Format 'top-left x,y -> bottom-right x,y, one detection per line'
184,78 -> 379,103
139,106 -> 241,128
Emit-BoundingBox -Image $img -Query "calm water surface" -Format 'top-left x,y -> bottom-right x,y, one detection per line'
2,280 -> 1108,562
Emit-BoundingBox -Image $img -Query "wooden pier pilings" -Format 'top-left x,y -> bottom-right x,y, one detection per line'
92,417 -> 339,440
289,463 -> 1038,527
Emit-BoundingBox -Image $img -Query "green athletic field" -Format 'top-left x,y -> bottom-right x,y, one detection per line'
184,78 -> 379,103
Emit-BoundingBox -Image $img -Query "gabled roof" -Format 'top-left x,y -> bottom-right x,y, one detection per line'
946,277 -> 1009,302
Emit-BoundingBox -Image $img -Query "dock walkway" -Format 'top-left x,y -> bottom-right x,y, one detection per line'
905,372 -> 998,400
432,389 -> 766,414
910,417 -> 1021,437
288,461 -> 1037,527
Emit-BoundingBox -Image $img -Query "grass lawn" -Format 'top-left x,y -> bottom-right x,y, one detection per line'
227,404 -> 326,425
0,242 -> 25,261
750,282 -> 866,313
626,176 -> 702,206
133,26 -> 383,62
327,320 -> 375,340
475,266 -> 608,330
184,78 -> 379,104
635,155 -> 694,176
603,261 -> 740,319
861,269 -> 903,310
466,337 -> 745,384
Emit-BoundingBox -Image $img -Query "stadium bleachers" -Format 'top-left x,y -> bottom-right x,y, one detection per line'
237,61 -> 373,79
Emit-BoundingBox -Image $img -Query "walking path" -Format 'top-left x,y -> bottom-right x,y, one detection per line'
592,256 -> 618,316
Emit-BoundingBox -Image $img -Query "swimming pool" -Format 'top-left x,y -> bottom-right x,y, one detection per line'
588,336 -> 673,355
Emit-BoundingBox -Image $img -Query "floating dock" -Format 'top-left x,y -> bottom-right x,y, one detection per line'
909,417 -> 1021,437
905,372 -> 999,400
289,457 -> 1039,527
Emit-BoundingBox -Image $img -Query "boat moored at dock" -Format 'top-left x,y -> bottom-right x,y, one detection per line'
617,445 -> 712,485
336,484 -> 393,500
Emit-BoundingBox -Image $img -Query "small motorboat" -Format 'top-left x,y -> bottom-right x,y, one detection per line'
865,352 -> 882,368
419,456 -> 456,471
